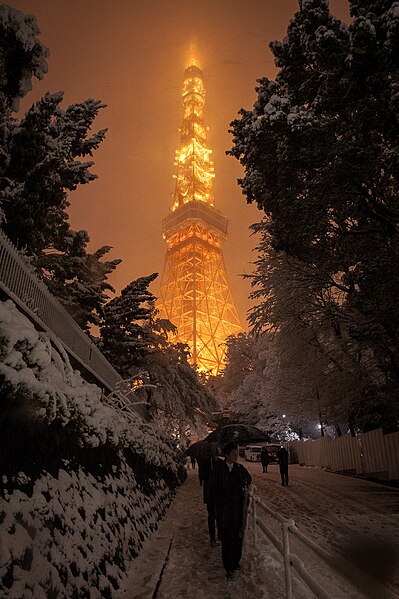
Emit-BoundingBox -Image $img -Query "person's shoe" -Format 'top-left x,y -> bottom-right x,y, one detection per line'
225,571 -> 234,580
210,539 -> 217,547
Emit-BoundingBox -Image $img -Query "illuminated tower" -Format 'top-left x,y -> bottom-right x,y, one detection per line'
157,59 -> 242,374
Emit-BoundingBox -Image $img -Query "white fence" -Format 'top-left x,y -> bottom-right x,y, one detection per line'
0,228 -> 149,420
288,428 -> 399,481
249,485 -> 399,599
250,486 -> 335,599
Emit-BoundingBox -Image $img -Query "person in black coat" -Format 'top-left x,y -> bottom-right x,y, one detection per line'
260,447 -> 270,473
209,442 -> 252,579
277,446 -> 289,486
198,450 -> 220,546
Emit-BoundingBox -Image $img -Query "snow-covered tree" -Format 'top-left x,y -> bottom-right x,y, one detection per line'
99,273 -> 160,373
252,220 -> 384,422
0,4 -> 48,113
0,4 -> 48,224
143,343 -> 218,439
0,6 -> 119,330
1,92 -> 107,255
99,273 -> 217,436
217,331 -> 318,440
208,333 -> 253,410
229,0 -> 399,432
40,240 -> 122,330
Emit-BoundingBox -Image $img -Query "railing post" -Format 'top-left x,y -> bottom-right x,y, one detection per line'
282,521 -> 293,599
252,494 -> 257,547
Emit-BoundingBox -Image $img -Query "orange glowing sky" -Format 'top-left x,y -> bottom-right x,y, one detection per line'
15,0 -> 350,327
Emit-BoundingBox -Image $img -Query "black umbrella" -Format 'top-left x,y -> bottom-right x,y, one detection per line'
184,440 -> 220,458
203,424 -> 269,447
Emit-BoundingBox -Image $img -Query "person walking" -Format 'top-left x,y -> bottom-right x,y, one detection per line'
209,442 -> 252,579
191,455 -> 196,469
277,446 -> 289,486
260,446 -> 270,473
198,449 -> 220,547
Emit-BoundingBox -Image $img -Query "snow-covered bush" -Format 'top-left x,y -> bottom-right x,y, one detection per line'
0,300 -> 185,598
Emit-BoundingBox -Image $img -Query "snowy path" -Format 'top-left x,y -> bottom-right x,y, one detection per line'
119,467 -> 287,599
119,463 -> 399,599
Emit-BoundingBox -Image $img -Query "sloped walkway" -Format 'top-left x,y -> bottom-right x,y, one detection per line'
118,468 -> 287,599
118,462 -> 399,599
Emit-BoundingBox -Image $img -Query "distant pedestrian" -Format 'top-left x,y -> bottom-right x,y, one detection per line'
198,449 -> 220,546
260,447 -> 270,473
209,442 -> 252,579
277,446 -> 289,486
191,456 -> 196,469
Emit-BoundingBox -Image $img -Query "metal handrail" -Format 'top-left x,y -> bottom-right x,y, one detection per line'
249,487 -> 335,599
0,228 -> 150,419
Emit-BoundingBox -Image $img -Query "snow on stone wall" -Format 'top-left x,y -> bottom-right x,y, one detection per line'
0,300 -> 185,598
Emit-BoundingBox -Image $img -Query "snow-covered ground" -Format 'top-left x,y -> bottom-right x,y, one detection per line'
119,462 -> 399,599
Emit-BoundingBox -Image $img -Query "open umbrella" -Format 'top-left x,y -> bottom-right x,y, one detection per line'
203,424 -> 269,447
184,440 -> 220,459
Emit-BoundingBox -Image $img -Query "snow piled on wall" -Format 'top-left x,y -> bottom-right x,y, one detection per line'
0,300 -> 185,598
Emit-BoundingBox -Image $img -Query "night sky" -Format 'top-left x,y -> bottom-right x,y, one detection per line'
14,0 -> 350,326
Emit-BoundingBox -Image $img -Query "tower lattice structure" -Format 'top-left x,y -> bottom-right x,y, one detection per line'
157,59 -> 242,374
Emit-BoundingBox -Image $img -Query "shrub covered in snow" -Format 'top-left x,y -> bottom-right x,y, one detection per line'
0,300 -> 185,598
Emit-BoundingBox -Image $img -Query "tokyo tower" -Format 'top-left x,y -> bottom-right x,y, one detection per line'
157,58 -> 242,374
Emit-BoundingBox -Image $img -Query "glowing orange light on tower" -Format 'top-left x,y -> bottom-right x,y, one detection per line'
157,58 -> 242,374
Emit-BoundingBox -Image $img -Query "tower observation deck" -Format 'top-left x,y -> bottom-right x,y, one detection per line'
157,59 -> 242,374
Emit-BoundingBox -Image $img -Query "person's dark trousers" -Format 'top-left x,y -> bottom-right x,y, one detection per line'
280,465 -> 288,486
207,502 -> 217,542
219,525 -> 243,573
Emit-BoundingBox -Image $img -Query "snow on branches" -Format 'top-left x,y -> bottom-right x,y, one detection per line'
229,0 -> 399,433
0,6 -> 115,332
0,5 -> 49,112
